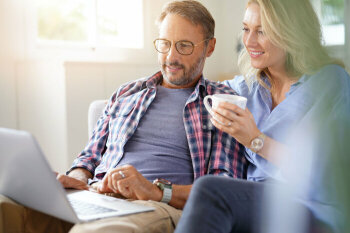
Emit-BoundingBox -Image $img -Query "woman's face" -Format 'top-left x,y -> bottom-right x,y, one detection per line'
242,3 -> 286,72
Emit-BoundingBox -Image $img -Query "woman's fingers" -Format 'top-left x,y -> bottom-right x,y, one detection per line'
212,110 -> 234,126
217,102 -> 246,116
210,102 -> 260,147
211,117 -> 233,132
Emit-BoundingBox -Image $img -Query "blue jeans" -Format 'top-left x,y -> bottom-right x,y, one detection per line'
175,176 -> 325,233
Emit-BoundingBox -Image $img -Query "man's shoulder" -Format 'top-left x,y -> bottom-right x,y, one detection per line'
204,78 -> 238,95
119,76 -> 150,91
118,77 -> 146,92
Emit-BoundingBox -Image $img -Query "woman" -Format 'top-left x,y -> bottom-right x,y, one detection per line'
175,0 -> 350,232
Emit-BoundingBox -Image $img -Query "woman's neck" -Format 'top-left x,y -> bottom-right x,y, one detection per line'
266,67 -> 298,109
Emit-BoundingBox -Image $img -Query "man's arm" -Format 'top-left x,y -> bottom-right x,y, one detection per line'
168,185 -> 192,209
68,168 -> 93,183
96,165 -> 192,209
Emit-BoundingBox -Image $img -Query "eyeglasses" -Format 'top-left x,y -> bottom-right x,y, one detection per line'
153,38 -> 212,55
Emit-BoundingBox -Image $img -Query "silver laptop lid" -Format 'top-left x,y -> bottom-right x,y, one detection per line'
0,128 -> 155,223
0,128 -> 79,223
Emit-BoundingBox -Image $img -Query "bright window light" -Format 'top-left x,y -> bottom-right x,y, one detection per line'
36,0 -> 143,49
320,0 -> 345,46
322,24 -> 345,46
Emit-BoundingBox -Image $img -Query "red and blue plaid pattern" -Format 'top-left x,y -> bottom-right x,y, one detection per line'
70,71 -> 247,182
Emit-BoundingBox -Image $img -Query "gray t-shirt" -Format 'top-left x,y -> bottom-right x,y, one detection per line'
118,85 -> 194,185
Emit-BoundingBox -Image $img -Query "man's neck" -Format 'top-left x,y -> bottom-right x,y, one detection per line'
161,75 -> 202,89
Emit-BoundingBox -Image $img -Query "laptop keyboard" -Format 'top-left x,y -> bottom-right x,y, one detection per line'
69,199 -> 118,216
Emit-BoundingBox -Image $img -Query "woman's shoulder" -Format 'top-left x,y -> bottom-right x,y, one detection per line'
302,64 -> 350,101
307,64 -> 350,88
315,64 -> 349,80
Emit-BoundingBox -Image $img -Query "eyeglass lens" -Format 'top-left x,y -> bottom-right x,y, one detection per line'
154,39 -> 194,55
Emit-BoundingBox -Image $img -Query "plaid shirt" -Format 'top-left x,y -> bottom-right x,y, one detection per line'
70,71 -> 247,183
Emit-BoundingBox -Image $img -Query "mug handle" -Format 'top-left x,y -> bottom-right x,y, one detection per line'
204,95 -> 225,125
204,95 -> 213,114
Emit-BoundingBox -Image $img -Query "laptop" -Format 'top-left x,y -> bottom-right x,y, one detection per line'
0,128 -> 154,223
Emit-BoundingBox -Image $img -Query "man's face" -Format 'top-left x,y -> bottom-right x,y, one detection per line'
157,14 -> 215,89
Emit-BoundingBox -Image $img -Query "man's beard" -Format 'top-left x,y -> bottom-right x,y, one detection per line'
160,52 -> 206,87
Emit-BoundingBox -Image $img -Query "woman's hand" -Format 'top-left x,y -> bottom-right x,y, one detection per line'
211,101 -> 261,147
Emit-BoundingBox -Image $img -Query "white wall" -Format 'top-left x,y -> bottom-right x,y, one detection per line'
0,62 -> 17,128
16,60 -> 68,172
0,0 -> 24,128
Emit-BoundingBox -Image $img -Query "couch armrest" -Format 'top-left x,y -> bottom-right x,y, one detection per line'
88,100 -> 108,138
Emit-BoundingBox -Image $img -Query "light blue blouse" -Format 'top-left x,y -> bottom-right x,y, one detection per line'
223,65 -> 350,231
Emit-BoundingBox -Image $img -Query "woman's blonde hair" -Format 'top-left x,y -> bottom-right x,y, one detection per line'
238,0 -> 344,89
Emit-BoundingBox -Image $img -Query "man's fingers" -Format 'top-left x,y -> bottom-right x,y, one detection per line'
56,173 -> 68,185
96,180 -> 114,193
111,172 -> 120,193
107,176 -> 115,193
117,178 -> 133,199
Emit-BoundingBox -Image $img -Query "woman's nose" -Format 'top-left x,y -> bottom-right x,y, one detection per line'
244,32 -> 258,47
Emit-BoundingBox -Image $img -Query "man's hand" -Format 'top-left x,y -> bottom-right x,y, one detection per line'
56,173 -> 89,190
56,168 -> 92,190
97,165 -> 162,201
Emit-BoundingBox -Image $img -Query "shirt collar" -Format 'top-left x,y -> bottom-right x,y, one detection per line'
288,74 -> 311,95
195,75 -> 207,92
292,73 -> 309,86
144,71 -> 163,89
260,72 -> 310,96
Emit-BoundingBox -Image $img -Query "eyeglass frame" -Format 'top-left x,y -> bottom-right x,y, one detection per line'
153,38 -> 213,56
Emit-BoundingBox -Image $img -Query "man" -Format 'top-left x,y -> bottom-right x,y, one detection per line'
0,1 -> 246,233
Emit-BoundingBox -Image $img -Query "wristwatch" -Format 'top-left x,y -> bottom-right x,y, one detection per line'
153,178 -> 172,204
250,133 -> 266,153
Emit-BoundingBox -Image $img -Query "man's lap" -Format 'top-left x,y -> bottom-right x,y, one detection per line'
70,200 -> 182,233
0,195 -> 181,233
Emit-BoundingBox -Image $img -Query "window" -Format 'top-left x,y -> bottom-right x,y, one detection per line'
36,0 -> 143,49
314,0 -> 345,46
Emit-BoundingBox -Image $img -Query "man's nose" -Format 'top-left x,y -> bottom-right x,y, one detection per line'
166,43 -> 181,61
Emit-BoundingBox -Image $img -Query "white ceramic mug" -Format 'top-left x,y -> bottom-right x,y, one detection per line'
204,94 -> 247,120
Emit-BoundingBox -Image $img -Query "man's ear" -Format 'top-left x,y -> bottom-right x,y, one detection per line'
206,38 -> 216,57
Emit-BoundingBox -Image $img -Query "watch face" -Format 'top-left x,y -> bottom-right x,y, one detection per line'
251,138 -> 263,151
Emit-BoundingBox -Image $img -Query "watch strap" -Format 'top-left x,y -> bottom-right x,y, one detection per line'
153,178 -> 172,204
161,186 -> 172,203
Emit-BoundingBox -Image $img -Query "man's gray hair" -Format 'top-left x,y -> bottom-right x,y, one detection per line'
156,0 -> 215,40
